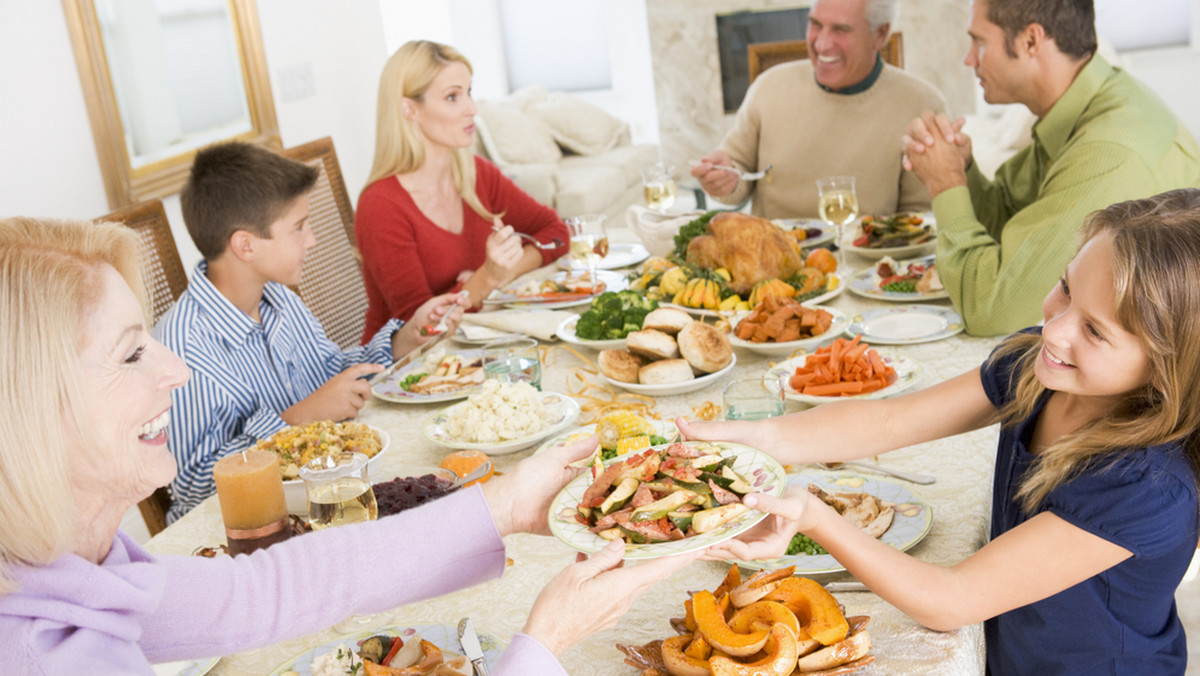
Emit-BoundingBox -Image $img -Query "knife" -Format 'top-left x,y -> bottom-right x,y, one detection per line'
457,616 -> 489,676
368,291 -> 467,387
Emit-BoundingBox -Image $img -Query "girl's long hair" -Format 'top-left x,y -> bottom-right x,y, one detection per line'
365,40 -> 495,221
990,188 -> 1200,511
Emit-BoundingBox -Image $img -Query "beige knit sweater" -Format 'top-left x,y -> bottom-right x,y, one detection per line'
716,60 -> 947,220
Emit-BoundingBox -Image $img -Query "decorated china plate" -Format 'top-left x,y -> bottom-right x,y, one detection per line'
603,354 -> 737,397
422,391 -> 580,455
484,270 -> 628,309
729,307 -> 851,358
554,314 -> 630,351
767,352 -> 922,405
847,255 -> 948,302
370,349 -> 484,404
558,242 -> 651,271
549,441 -> 786,560
846,305 -> 964,345
268,623 -> 503,675
151,658 -> 219,676
842,212 -> 937,260
733,470 -> 933,574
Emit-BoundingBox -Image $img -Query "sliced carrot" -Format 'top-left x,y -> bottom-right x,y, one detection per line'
803,381 -> 865,396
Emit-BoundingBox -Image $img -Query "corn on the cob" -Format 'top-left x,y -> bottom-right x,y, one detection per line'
596,411 -> 656,450
616,435 -> 652,455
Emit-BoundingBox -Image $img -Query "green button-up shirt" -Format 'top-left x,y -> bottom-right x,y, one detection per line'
933,55 -> 1200,336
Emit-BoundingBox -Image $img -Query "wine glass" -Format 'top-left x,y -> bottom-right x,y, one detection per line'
641,162 -> 678,212
564,213 -> 609,293
299,451 -> 378,531
816,176 -> 859,269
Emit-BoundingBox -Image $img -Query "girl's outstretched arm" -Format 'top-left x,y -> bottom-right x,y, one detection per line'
679,367 -> 999,465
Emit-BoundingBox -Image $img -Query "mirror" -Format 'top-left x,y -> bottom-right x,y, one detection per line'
63,0 -> 280,208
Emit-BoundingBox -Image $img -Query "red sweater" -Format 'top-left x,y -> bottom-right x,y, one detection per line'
354,156 -> 568,341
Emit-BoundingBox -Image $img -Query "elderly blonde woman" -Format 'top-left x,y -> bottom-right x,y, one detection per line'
355,40 -> 568,339
0,217 -> 696,673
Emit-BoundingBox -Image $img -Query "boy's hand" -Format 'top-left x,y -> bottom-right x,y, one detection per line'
281,363 -> 381,425
392,292 -> 469,355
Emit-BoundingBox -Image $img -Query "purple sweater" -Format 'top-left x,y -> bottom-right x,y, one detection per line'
0,487 -> 564,675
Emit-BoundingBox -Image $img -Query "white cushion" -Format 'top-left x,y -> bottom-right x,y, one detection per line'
506,84 -> 549,111
474,100 -> 562,166
528,92 -> 628,156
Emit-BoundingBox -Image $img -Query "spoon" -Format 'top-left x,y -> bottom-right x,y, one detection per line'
492,224 -> 563,250
448,459 -> 494,489
820,461 -> 936,485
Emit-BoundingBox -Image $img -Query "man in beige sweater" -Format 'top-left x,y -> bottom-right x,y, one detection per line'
691,0 -> 947,220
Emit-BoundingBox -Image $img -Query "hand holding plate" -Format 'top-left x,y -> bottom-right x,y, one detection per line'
482,435 -> 598,537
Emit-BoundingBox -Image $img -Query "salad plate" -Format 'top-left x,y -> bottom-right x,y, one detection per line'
842,212 -> 937,260
268,623 -> 504,675
152,658 -> 219,676
484,270 -> 628,309
732,470 -> 933,574
603,354 -> 737,397
558,242 -> 650,271
847,256 -> 948,302
548,440 -> 786,560
729,307 -> 851,358
847,305 -> 964,345
423,392 -> 580,455
555,314 -> 629,351
370,349 -> 484,404
767,352 -> 922,405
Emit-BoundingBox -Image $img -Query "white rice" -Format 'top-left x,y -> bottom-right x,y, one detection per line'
310,642 -> 363,676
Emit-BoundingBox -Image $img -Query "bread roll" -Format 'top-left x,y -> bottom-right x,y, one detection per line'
626,329 -> 680,361
638,359 -> 695,385
642,307 -> 694,335
677,322 -> 733,373
598,350 -> 646,383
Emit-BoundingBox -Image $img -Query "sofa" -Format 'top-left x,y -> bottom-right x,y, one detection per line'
473,86 -> 660,221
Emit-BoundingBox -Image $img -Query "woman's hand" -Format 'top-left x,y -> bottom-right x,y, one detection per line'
523,540 -> 703,655
481,436 -> 598,537
391,291 -> 468,356
483,217 -> 525,287
702,486 -> 819,562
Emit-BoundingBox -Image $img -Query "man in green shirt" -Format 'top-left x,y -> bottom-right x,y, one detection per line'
904,0 -> 1200,336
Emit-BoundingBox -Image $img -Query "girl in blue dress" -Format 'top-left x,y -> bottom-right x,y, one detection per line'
684,189 -> 1200,674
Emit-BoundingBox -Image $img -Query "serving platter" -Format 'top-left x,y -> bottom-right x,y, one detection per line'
732,470 -> 933,574
370,349 -> 485,404
268,623 -> 503,675
846,305 -> 964,345
847,255 -> 948,302
548,440 -> 786,560
422,392 -> 580,455
729,307 -> 851,358
767,352 -> 922,405
558,242 -> 650,271
663,274 -> 844,319
554,314 -> 630,351
484,270 -> 628,309
602,354 -> 737,397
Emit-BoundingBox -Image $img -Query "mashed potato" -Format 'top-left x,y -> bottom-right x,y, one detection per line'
444,380 -> 551,443
308,642 -> 362,676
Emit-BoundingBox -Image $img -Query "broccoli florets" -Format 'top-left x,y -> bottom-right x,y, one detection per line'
574,291 -> 660,341
574,312 -> 604,340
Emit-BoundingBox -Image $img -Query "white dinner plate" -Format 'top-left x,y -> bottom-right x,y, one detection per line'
484,270 -> 628,309
842,212 -> 937,260
772,218 -> 836,249
729,307 -> 851,358
767,352 -> 921,405
422,391 -> 580,455
554,314 -> 630,351
558,242 -> 651,271
603,353 -> 737,396
152,657 -> 219,676
847,255 -> 949,302
268,623 -> 503,675
370,349 -> 484,404
847,305 -> 964,345
548,440 -> 786,560
732,470 -> 933,574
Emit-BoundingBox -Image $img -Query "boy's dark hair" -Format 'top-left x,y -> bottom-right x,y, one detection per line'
181,142 -> 318,259
986,0 -> 1096,60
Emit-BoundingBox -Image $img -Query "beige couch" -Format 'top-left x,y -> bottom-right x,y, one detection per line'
474,86 -> 659,221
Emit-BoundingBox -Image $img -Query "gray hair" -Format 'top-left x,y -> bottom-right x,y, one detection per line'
812,0 -> 897,32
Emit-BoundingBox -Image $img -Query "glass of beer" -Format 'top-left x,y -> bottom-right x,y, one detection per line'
299,451 -> 378,530
816,176 -> 859,268
641,162 -> 678,212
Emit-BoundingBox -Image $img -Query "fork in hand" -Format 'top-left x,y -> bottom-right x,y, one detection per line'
689,160 -> 773,182
492,224 -> 563,250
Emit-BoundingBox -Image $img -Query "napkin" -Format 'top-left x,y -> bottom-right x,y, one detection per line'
461,310 -> 575,342
626,206 -> 704,258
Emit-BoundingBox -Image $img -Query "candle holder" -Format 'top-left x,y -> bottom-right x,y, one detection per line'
213,449 -> 292,556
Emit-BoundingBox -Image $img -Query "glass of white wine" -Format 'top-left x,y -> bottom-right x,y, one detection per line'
299,451 -> 378,531
641,162 -> 678,212
816,175 -> 859,269
564,213 -> 609,293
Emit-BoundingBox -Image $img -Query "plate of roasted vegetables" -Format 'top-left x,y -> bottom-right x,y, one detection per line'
555,290 -> 660,349
549,440 -> 786,559
534,410 -> 680,463
371,349 -> 485,404
843,212 -> 936,260
269,623 -> 502,675
729,300 -> 850,357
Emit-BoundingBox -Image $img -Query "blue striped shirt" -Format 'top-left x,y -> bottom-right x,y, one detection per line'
153,262 -> 401,522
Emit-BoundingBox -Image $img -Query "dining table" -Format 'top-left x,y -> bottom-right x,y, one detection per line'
145,224 -> 1007,675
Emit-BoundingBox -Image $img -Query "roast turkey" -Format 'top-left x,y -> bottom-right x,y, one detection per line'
685,212 -> 802,294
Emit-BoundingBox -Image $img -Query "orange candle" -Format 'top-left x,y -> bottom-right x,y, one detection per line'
213,450 -> 291,554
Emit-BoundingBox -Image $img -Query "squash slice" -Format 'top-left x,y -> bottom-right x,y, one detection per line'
693,590 -> 769,657
661,633 -> 713,676
762,577 -> 848,646
709,623 -> 799,676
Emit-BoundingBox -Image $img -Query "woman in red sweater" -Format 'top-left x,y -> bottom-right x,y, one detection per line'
356,40 -> 568,340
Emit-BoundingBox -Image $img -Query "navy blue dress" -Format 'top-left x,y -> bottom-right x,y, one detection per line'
980,331 -> 1199,674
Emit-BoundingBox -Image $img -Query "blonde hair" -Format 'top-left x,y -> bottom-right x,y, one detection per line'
991,189 -> 1200,510
0,217 -> 148,594
366,40 -> 495,221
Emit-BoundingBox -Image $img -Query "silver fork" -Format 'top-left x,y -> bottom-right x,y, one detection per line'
689,160 -> 773,182
820,461 -> 936,485
492,225 -> 563,250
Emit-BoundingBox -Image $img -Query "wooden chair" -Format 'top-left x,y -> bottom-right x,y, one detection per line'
97,198 -> 187,537
748,32 -> 904,83
281,137 -> 369,350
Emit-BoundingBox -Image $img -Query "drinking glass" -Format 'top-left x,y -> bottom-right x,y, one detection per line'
723,377 -> 786,421
483,337 -> 542,390
564,213 -> 609,290
299,451 -> 378,531
816,176 -> 859,269
641,162 -> 678,212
